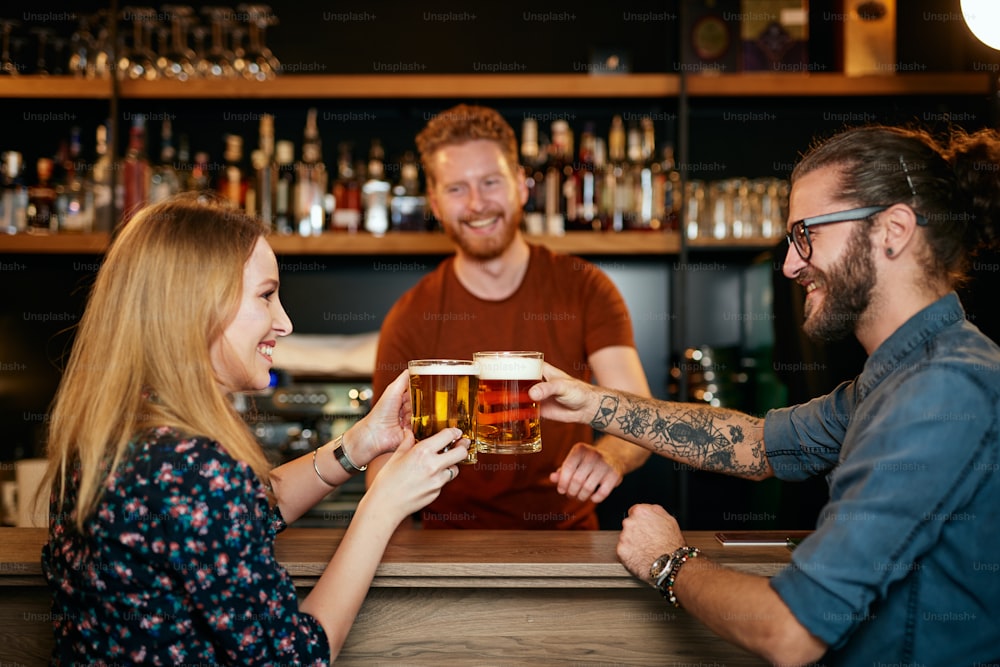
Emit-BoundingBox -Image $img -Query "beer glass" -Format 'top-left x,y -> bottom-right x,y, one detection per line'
473,351 -> 543,454
408,359 -> 478,464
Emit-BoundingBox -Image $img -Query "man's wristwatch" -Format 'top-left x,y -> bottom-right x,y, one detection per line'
331,435 -> 367,475
649,546 -> 701,608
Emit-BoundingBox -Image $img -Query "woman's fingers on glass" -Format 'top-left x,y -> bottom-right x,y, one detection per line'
416,427 -> 463,449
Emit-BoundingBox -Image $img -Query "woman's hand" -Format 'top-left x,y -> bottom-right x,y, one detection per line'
348,369 -> 412,466
360,427 -> 470,523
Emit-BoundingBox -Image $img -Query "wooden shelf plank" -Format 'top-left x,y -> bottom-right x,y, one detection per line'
684,72 -> 993,97
526,231 -> 680,255
117,73 -> 680,99
687,236 -> 782,251
0,76 -> 113,99
0,232 -> 111,254
1,73 -> 991,100
0,230 -> 683,256
256,231 -> 682,256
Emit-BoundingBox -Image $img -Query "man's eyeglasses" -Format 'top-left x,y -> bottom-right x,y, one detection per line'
785,206 -> 888,261
786,204 -> 930,261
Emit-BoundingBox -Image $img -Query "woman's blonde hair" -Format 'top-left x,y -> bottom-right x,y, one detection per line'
42,195 -> 274,532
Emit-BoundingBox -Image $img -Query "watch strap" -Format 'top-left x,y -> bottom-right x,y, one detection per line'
332,435 -> 367,475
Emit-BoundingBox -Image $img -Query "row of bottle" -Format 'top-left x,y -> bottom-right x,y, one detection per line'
1,110 -> 788,239
520,115 -> 682,234
1,128 -> 108,236
0,109 -> 425,237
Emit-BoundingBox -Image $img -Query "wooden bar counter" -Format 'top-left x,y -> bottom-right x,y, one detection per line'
0,527 -> 792,665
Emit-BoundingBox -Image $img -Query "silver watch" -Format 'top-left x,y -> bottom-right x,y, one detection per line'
332,435 -> 367,475
650,552 -> 677,587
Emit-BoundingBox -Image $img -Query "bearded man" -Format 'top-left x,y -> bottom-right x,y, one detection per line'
366,104 -> 652,529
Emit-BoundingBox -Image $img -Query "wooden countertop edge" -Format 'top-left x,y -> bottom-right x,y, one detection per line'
0,527 -> 796,587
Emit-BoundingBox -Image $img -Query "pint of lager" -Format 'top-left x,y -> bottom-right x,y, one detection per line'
408,359 -> 479,464
473,351 -> 543,454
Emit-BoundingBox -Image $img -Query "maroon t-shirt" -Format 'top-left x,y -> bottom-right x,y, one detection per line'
373,244 -> 636,529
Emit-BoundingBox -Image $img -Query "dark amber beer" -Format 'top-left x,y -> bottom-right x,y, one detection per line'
473,351 -> 543,454
408,359 -> 478,464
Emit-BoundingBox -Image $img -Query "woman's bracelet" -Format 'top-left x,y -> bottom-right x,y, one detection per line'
312,444 -> 338,488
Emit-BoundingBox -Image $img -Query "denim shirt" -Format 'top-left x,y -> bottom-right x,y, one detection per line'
764,292 -> 1000,666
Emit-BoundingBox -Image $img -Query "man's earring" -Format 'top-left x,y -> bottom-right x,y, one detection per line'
886,248 -> 894,257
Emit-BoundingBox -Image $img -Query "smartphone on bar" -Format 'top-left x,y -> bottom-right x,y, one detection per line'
715,531 -> 812,548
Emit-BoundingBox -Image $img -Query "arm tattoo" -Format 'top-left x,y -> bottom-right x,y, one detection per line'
590,393 -> 768,479
590,395 -> 619,430
616,404 -> 652,438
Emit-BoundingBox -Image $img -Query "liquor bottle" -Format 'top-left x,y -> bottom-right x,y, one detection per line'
149,117 -> 181,204
519,117 -> 545,235
684,179 -> 707,240
26,158 -> 57,234
330,141 -> 361,232
396,150 -> 421,196
175,133 -> 192,192
569,122 -> 599,231
593,137 -> 614,231
188,151 -> 213,193
362,138 -> 390,236
607,115 -> 627,232
91,122 -> 115,232
630,117 -> 656,231
253,114 -> 276,226
51,140 -> 69,198
273,140 -> 294,234
544,119 -> 573,236
1,151 -> 28,235
625,120 -> 647,230
654,143 -> 682,232
294,108 -> 327,236
218,133 -> 249,209
389,150 -> 426,231
122,114 -> 151,223
58,126 -> 94,233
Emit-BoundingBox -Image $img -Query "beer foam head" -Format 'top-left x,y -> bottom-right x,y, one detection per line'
474,352 -> 543,380
408,359 -> 478,375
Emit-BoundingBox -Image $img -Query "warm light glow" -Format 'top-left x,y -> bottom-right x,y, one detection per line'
961,0 -> 1000,50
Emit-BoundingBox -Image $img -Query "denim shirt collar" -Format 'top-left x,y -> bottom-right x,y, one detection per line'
855,292 -> 965,400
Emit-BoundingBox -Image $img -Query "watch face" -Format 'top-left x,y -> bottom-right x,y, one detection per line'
651,555 -> 674,579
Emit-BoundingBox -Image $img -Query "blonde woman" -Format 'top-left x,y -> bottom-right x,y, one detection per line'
40,195 -> 468,664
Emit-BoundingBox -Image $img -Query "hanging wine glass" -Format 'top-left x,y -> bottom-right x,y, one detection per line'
199,6 -> 236,78
68,15 -> 93,77
160,5 -> 197,81
154,25 -> 170,76
29,27 -> 53,75
237,4 -> 278,80
258,7 -> 281,75
0,19 -> 20,76
229,22 -> 248,78
50,36 -> 67,75
118,6 -> 159,80
89,11 -> 115,79
189,23 -> 209,78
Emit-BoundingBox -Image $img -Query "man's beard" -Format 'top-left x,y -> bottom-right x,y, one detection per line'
802,224 -> 877,342
444,208 -> 522,261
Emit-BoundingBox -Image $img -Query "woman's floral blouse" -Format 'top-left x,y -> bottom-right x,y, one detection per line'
42,426 -> 330,665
